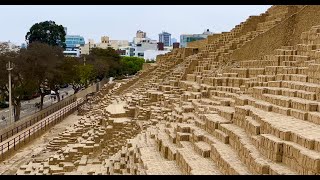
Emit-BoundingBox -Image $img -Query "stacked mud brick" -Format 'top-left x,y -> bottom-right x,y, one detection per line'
105,5 -> 320,175
16,72 -> 153,175
14,5 -> 320,175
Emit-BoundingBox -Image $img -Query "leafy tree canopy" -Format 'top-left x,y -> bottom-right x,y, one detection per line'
25,21 -> 66,49
120,56 -> 145,75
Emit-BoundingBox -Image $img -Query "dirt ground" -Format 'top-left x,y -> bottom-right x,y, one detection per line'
0,112 -> 81,175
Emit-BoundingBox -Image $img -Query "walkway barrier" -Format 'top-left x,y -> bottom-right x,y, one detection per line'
0,78 -> 108,143
0,98 -> 84,162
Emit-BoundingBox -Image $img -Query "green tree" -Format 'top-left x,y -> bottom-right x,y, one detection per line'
0,46 -> 39,121
19,42 -> 65,110
77,64 -> 95,88
86,47 -> 122,78
60,57 -> 82,93
25,21 -> 66,49
120,56 -> 145,75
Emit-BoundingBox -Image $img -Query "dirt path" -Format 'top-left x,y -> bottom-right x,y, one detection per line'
0,112 -> 81,175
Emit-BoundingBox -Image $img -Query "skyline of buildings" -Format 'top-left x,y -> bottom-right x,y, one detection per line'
11,28 -> 203,49
64,27 -> 181,60
3,27 -> 214,60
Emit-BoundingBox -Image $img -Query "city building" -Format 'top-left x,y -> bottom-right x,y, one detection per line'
65,35 -> 85,51
157,42 -> 164,51
143,45 -> 172,61
133,30 -> 149,44
134,41 -> 158,58
173,42 -> 180,49
119,46 -> 135,57
159,31 -> 171,47
63,49 -> 81,57
80,39 -> 97,55
62,28 -> 85,57
109,40 -> 129,50
136,30 -> 146,38
101,36 -> 109,43
0,41 -> 20,52
180,29 -> 213,47
144,50 -> 170,61
80,37 -> 129,55
80,39 -> 102,55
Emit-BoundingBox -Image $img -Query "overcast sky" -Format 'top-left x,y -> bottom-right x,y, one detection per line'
0,5 -> 271,45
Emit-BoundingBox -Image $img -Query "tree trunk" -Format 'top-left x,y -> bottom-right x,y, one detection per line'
0,88 -> 5,102
14,100 -> 21,121
40,94 -> 45,110
72,84 -> 81,94
55,90 -> 61,102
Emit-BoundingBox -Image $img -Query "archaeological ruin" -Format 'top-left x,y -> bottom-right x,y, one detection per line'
1,5 -> 320,175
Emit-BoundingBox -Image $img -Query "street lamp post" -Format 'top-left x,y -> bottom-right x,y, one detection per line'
6,60 -> 14,125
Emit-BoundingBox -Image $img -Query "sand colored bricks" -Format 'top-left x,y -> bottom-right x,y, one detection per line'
15,82 -> 141,175
5,5 -> 320,175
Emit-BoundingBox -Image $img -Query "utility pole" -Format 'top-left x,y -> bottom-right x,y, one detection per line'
6,60 -> 14,125
84,56 -> 86,66
88,41 -> 91,55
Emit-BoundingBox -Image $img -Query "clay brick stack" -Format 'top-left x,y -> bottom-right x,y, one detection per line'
13,5 -> 320,175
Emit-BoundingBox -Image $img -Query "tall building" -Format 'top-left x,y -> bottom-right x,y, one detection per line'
180,29 -> 213,48
133,30 -> 149,45
63,35 -> 85,57
65,35 -> 85,51
159,31 -> 171,47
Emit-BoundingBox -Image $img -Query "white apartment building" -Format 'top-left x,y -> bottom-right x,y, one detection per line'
133,42 -> 158,58
144,49 -> 170,61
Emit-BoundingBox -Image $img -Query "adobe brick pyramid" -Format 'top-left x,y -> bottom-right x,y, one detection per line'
17,5 -> 320,175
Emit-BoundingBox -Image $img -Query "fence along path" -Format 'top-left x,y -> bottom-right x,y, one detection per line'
0,96 -> 76,143
0,78 -> 109,144
0,98 -> 84,162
